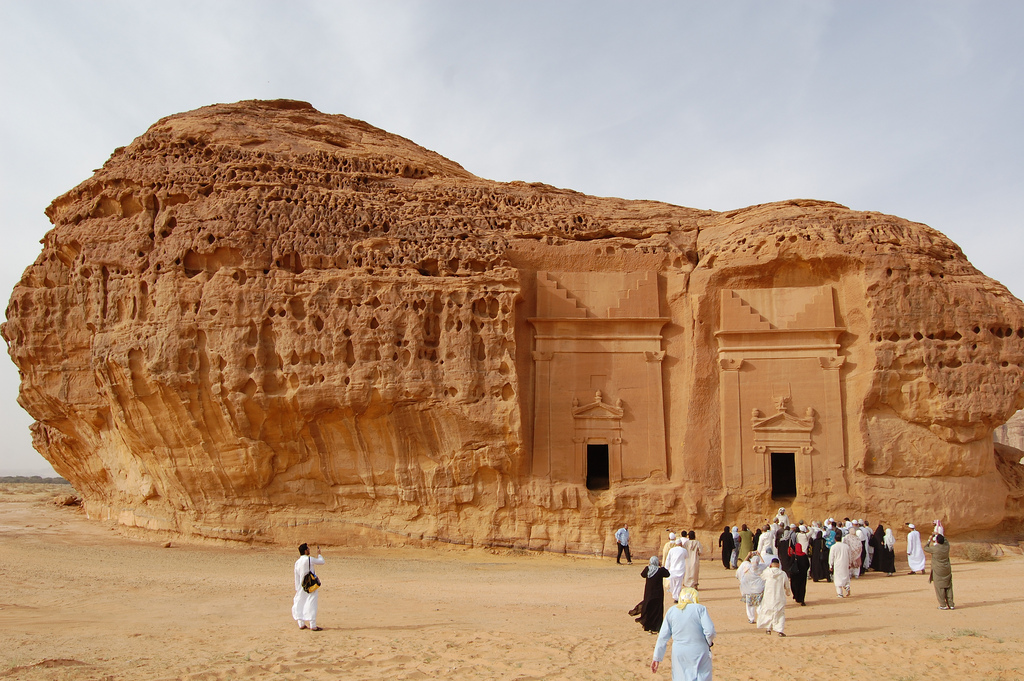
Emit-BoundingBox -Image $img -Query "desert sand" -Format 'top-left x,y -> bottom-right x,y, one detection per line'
1,484 -> 1022,681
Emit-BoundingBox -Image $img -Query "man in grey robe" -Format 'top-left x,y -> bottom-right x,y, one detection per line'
923,533 -> 954,609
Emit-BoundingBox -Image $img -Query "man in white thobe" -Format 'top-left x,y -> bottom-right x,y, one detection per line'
292,543 -> 325,630
828,536 -> 853,597
860,520 -> 873,570
664,538 -> 688,602
844,525 -> 863,578
906,524 -> 926,574
683,532 -> 702,588
756,557 -> 792,636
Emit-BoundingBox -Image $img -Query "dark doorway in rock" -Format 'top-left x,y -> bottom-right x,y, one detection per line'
586,444 -> 610,490
771,452 -> 797,499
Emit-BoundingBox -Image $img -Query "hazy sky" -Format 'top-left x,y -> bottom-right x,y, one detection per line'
2,2 -> 1022,475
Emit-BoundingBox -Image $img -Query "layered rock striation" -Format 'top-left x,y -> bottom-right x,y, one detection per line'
6,100 -> 1024,550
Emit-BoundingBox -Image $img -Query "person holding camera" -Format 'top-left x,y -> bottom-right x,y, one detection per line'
292,543 -> 325,630
924,533 -> 954,609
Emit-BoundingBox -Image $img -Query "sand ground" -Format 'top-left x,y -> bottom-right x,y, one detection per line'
1,484 -> 1023,681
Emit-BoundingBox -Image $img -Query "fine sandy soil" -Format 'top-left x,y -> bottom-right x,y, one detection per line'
2,484 -> 1023,681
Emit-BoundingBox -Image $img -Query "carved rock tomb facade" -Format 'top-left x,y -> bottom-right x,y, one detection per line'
5,100 -> 1024,553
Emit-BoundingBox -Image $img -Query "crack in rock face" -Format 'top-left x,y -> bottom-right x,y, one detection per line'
5,99 -> 1024,549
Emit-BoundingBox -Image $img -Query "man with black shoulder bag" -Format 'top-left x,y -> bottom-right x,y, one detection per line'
292,543 -> 325,630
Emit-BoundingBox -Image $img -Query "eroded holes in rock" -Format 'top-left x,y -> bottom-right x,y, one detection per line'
886,268 -> 893,277
267,306 -> 276,318
888,332 -> 900,342
501,383 -> 515,401
344,376 -> 351,386
973,326 -> 981,334
289,297 -> 306,320
950,331 -> 962,341
391,352 -> 399,361
232,270 -> 247,285
245,354 -> 256,371
343,340 -> 356,367
242,378 -> 258,398
289,351 -> 299,365
369,316 -> 379,330
1003,361 -> 1010,367
81,267 -> 91,278
447,386 -> 459,398
972,344 -> 978,351
913,332 -> 923,341
311,315 -> 324,332
455,318 -> 463,332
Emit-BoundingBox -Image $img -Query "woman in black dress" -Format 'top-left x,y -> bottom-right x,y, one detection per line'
719,526 -> 735,569
787,541 -> 810,605
632,556 -> 671,632
808,525 -> 830,582
872,524 -> 896,575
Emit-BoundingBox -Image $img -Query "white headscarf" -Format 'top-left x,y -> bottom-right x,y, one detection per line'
646,556 -> 661,578
884,528 -> 895,549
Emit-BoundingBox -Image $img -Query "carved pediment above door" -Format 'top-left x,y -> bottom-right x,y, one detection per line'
750,403 -> 816,454
572,391 -> 624,420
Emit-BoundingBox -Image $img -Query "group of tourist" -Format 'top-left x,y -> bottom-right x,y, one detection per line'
628,529 -> 705,633
636,509 -> 956,679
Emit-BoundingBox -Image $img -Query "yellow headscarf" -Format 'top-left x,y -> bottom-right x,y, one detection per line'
677,587 -> 700,610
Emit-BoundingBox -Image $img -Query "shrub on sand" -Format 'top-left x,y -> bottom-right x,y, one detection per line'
957,543 -> 998,562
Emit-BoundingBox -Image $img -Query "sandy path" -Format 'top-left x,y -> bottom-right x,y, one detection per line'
1,485 -> 1022,680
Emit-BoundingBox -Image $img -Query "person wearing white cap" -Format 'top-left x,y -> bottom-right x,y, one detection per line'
843,523 -> 863,579
662,531 -> 678,593
662,532 -> 678,567
859,520 -> 873,572
756,556 -> 792,636
906,523 -> 926,574
665,538 -> 689,602
828,533 -> 853,597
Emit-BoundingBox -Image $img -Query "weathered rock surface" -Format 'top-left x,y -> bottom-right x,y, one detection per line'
5,100 -> 1024,551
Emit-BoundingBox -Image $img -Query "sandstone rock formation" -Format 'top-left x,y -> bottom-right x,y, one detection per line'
6,100 -> 1024,552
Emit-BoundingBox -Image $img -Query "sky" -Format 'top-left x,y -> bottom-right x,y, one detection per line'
1,1 -> 1022,475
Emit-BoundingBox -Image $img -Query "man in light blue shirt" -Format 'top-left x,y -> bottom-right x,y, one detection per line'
615,524 -> 632,565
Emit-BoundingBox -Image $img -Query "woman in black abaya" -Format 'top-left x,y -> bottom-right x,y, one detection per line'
808,524 -> 830,582
632,556 -> 671,633
787,541 -> 810,605
872,524 -> 896,575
